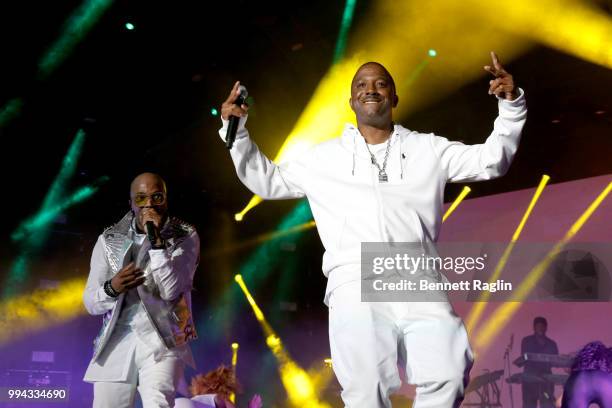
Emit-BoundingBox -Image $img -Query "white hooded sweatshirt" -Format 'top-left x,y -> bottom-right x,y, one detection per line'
219,90 -> 527,302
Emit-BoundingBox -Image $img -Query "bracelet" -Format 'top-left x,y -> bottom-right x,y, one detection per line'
104,279 -> 120,298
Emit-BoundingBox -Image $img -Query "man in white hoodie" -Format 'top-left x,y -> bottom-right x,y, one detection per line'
219,52 -> 526,407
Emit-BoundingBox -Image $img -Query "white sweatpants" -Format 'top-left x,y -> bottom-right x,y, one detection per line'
328,281 -> 473,408
92,338 -> 184,408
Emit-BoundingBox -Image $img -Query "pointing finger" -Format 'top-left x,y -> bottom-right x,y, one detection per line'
224,81 -> 241,104
491,51 -> 502,71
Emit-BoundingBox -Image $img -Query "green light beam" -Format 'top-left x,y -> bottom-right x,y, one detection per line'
38,0 -> 115,79
332,0 -> 357,63
41,129 -> 86,211
5,129 -> 100,298
12,176 -> 110,242
0,98 -> 24,128
0,0 -> 115,128
399,57 -> 431,95
12,129 -> 86,242
4,176 -> 109,298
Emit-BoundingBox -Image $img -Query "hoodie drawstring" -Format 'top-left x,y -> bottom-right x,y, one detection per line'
399,140 -> 404,180
352,133 -> 356,176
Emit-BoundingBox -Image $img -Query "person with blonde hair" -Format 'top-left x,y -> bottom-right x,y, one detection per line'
175,365 -> 262,408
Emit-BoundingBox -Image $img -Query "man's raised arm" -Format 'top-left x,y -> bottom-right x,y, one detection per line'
431,52 -> 527,182
218,81 -> 308,200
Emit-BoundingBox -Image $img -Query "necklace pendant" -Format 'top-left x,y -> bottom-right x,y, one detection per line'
379,171 -> 388,183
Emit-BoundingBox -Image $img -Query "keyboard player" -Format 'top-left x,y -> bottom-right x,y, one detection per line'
521,316 -> 559,408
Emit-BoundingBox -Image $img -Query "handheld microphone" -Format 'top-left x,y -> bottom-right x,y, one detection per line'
145,221 -> 157,246
226,85 -> 248,150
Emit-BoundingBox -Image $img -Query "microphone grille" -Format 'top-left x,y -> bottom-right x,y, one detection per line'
238,85 -> 248,99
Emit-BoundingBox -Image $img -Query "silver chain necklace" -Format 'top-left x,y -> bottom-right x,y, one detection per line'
365,136 -> 392,183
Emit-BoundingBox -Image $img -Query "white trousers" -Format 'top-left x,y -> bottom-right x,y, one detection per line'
92,337 -> 184,408
328,281 -> 473,408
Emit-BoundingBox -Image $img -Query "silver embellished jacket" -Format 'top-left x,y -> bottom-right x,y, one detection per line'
83,212 -> 199,364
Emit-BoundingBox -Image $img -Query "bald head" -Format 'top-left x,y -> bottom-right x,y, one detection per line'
129,172 -> 168,230
352,62 -> 396,95
130,172 -> 167,196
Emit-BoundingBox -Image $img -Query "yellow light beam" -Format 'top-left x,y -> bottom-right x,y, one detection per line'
475,180 -> 612,351
234,274 -> 265,322
231,342 -> 239,365
305,358 -> 335,399
470,0 -> 612,69
229,342 -> 239,403
234,274 -> 330,407
513,175 -> 551,240
0,277 -> 86,345
442,186 -> 472,223
466,175 -> 550,332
